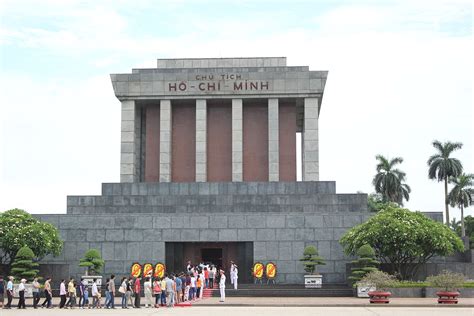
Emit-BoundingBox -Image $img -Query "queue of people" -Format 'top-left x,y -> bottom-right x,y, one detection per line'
0,260 -> 238,309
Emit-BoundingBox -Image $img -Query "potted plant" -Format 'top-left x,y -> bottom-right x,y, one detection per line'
358,270 -> 396,303
300,245 -> 325,288
79,249 -> 105,286
426,270 -> 465,304
348,244 -> 379,297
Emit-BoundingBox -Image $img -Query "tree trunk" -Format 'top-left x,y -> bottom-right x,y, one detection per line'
444,177 -> 450,225
461,204 -> 465,237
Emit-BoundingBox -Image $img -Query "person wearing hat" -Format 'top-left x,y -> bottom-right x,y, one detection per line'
5,276 -> 14,309
17,278 -> 26,309
218,270 -> 226,303
231,264 -> 238,290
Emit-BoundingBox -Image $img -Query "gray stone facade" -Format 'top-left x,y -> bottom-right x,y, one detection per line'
37,182 -> 369,284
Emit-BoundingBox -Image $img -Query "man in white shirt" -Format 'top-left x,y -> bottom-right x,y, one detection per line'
5,276 -> 13,309
219,270 -> 226,303
91,279 -> 99,308
59,279 -> 67,308
17,279 -> 26,309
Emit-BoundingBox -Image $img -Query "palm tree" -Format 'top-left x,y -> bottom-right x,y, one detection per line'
448,173 -> 474,237
372,155 -> 411,205
427,141 -> 463,224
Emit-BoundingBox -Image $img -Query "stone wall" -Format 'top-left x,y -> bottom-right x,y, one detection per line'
36,181 -> 370,284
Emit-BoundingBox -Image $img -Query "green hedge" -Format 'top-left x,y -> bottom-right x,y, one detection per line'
389,281 -> 474,288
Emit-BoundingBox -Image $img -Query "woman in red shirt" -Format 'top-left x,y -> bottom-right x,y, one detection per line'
134,277 -> 141,308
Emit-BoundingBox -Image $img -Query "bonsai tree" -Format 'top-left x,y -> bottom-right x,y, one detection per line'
427,270 -> 465,292
358,270 -> 396,291
348,244 -> 379,284
10,246 -> 39,281
79,249 -> 105,275
340,205 -> 464,280
300,245 -> 325,274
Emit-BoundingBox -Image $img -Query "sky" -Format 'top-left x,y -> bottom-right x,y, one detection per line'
0,0 -> 472,220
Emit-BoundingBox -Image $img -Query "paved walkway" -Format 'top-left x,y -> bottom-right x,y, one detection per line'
193,296 -> 474,307
2,306 -> 474,316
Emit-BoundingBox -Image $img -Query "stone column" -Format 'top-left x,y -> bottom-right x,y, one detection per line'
232,99 -> 243,182
159,100 -> 172,182
120,100 -> 138,182
196,99 -> 207,182
303,98 -> 319,181
268,98 -> 279,181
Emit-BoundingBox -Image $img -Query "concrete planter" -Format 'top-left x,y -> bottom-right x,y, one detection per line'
304,274 -> 322,288
368,291 -> 391,304
426,287 -> 474,298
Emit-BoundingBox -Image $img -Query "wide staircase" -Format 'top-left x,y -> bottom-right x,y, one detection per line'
203,284 -> 353,297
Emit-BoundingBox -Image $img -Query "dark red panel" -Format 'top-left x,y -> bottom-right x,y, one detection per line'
172,101 -> 196,182
243,101 -> 268,181
279,101 -> 297,181
144,105 -> 160,182
207,101 -> 232,181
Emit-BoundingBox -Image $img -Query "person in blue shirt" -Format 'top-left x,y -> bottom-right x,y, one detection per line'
5,276 -> 14,309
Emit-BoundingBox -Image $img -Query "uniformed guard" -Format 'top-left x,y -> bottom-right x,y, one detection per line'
219,270 -> 226,303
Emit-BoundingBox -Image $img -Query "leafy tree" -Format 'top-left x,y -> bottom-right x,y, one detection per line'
299,245 -> 325,274
79,249 -> 105,275
340,205 -> 464,280
367,193 -> 397,212
372,155 -> 411,205
348,244 -> 379,284
10,246 -> 39,281
0,209 -> 63,270
427,140 -> 463,224
449,218 -> 461,232
448,173 -> 474,237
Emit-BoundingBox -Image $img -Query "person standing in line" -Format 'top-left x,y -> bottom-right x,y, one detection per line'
91,278 -> 99,308
127,278 -> 133,307
83,283 -> 90,309
32,277 -> 41,309
229,261 -> 236,287
5,276 -> 13,309
152,277 -> 161,308
119,277 -> 127,309
17,278 -> 26,309
180,273 -> 186,300
165,274 -> 174,307
204,267 -> 209,289
143,277 -> 152,308
77,278 -> 85,308
160,277 -> 167,306
196,275 -> 202,299
175,274 -> 182,303
134,276 -> 141,308
59,279 -> 67,308
232,265 -> 239,290
219,270 -> 226,303
208,266 -> 215,289
41,277 -> 52,308
190,273 -> 196,301
108,275 -> 116,309
184,273 -> 191,302
0,276 -> 4,309
65,277 -> 75,308
104,278 -> 110,307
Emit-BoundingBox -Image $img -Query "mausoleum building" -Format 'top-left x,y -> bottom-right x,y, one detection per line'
37,57 -> 369,284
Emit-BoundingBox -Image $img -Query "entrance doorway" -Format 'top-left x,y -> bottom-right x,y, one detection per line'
165,242 -> 253,283
201,248 -> 223,267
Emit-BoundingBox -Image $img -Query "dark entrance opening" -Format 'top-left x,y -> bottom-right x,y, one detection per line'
201,248 -> 223,267
165,242 -> 253,283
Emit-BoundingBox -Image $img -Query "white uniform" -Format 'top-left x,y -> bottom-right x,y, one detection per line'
219,274 -> 226,302
231,267 -> 238,290
230,263 -> 236,284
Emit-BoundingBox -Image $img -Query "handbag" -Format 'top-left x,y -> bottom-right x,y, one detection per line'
118,285 -> 126,294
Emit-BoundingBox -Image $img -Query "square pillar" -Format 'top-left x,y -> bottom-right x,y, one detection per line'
303,98 -> 319,181
120,100 -> 138,182
159,100 -> 172,182
196,99 -> 207,182
232,99 -> 243,182
268,98 -> 279,181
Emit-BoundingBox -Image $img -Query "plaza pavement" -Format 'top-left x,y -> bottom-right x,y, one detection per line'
1,296 -> 473,315
1,306 -> 474,316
